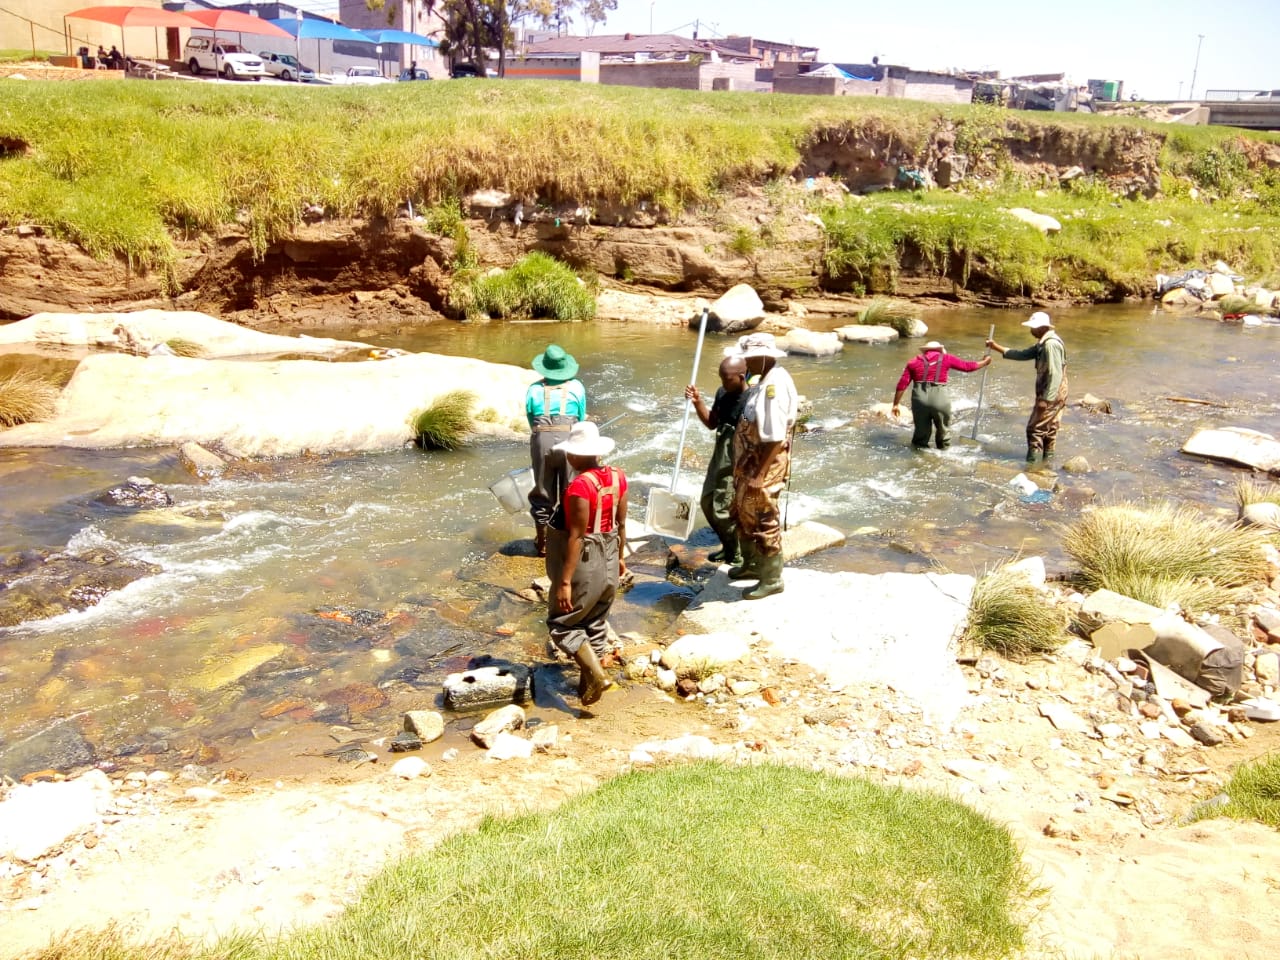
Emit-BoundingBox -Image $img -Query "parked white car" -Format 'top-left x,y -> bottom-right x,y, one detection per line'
344,66 -> 391,85
185,38 -> 266,80
259,52 -> 314,83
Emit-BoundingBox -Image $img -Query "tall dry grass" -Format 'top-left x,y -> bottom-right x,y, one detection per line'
0,369 -> 59,426
1061,502 -> 1270,613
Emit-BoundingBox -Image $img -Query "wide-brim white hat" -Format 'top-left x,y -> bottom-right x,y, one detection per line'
922,341 -> 944,352
723,332 -> 787,359
1022,311 -> 1053,328
554,420 -> 615,457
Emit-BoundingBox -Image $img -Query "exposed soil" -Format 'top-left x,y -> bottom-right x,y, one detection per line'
0,118 -> 1178,328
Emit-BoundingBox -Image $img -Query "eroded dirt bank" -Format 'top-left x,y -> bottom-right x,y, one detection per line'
0,118 -> 1178,326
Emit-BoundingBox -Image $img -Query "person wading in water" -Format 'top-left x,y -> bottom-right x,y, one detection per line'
546,421 -> 626,706
525,344 -> 586,557
684,356 -> 748,565
725,333 -> 797,600
986,312 -> 1068,462
891,341 -> 991,450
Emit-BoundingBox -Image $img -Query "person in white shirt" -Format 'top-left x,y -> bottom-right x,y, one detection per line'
723,333 -> 798,600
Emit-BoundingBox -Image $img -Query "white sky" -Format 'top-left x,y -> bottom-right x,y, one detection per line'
287,0 -> 1278,99
603,0 -> 1278,100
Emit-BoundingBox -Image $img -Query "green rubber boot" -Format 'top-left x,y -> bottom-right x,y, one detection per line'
727,538 -> 758,580
743,551 -> 785,600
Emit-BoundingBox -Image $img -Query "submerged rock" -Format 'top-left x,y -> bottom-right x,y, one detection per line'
0,547 -> 161,627
96,476 -> 173,509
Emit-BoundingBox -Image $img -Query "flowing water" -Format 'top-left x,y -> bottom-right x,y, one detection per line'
1,304 -> 1277,777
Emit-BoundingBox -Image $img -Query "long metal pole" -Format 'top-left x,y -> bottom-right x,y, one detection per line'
1189,34 -> 1205,100
671,307 -> 708,490
971,324 -> 996,440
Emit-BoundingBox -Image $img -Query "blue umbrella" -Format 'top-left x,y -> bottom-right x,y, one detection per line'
360,29 -> 439,48
267,18 -> 372,44
267,17 -> 373,75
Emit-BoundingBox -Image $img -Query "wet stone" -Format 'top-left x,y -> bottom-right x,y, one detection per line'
0,548 -> 161,628
443,662 -> 532,711
96,477 -> 173,510
404,710 -> 445,743
389,732 -> 422,752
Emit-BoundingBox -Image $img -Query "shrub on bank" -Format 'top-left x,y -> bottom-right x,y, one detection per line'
1202,752 -> 1280,829
964,564 -> 1068,660
1061,502 -> 1270,613
456,252 -> 596,322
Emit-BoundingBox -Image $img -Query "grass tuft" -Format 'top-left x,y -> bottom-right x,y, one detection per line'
964,564 -> 1068,660
50,762 -> 1033,960
1061,502 -> 1270,613
1236,476 -> 1280,510
1198,752 -> 1280,829
163,338 -> 205,358
457,251 -> 596,321
412,389 -> 475,450
0,369 -> 59,426
859,297 -> 918,336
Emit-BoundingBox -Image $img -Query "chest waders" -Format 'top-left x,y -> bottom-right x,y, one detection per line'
529,383 -> 579,552
545,468 -> 621,705
728,415 -> 789,600
701,419 -> 741,564
910,353 -> 955,450
1028,334 -> 1068,460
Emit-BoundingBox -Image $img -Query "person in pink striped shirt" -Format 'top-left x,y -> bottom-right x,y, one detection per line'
891,341 -> 991,450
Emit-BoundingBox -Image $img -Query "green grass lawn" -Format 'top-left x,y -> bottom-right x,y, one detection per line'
24,763 -> 1038,960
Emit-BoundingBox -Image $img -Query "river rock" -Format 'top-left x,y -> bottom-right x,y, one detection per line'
444,663 -> 532,711
403,710 -> 445,743
0,721 -> 97,781
1061,456 -> 1091,473
835,324 -> 898,343
701,284 -> 765,333
902,318 -> 928,338
1078,393 -> 1112,414
471,704 -> 526,748
390,756 -> 431,779
97,477 -> 173,509
1182,427 -> 1280,472
1004,556 -> 1046,588
178,441 -> 226,479
1008,207 -> 1062,234
630,734 -> 725,763
1241,502 -> 1280,531
0,547 -> 161,628
1078,589 -> 1165,631
778,329 -> 842,357
780,520 -> 847,561
1161,288 -> 1202,308
487,731 -> 534,761
662,632 -> 752,672
0,769 -> 114,862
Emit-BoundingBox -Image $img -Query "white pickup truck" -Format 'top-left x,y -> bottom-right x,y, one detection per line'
185,38 -> 266,80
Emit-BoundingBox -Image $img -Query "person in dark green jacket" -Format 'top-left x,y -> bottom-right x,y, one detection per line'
987,312 -> 1068,462
685,356 -> 748,564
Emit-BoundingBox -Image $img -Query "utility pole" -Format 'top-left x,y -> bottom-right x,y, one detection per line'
1189,33 -> 1204,100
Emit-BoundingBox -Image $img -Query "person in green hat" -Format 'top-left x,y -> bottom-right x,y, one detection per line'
526,344 -> 587,557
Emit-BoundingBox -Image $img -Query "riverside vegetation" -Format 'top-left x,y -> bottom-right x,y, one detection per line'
2,82 -> 1280,308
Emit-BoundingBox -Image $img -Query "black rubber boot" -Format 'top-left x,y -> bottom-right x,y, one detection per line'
744,551 -> 785,600
1025,448 -> 1038,463
573,642 -> 611,706
727,538 -> 758,580
709,534 -> 742,566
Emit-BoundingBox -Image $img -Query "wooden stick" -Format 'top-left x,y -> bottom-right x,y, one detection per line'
1162,396 -> 1228,408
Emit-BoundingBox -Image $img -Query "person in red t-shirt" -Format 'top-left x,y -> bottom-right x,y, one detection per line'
891,341 -> 991,450
546,421 -> 627,706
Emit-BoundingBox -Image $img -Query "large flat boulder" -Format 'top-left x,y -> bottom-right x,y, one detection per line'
678,568 -> 974,723
0,310 -> 370,359
1183,427 -> 1280,473
0,351 -> 532,456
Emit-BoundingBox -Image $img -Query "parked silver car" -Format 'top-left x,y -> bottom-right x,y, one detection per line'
259,52 -> 314,83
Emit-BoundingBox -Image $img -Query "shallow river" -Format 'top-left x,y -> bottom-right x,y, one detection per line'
1,304 -> 1277,777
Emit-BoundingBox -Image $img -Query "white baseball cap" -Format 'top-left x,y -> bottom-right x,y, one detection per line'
1021,311 -> 1053,329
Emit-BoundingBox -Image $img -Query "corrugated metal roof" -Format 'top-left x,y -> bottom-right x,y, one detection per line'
526,33 -> 758,60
